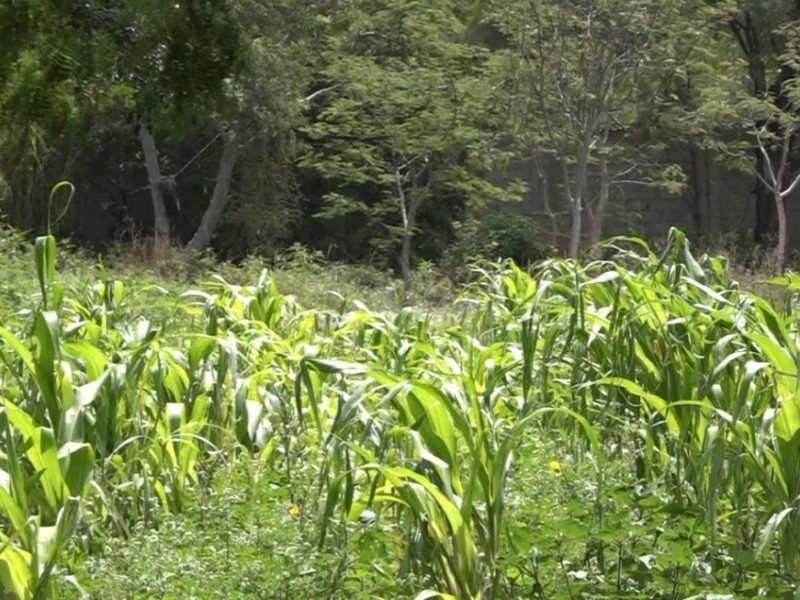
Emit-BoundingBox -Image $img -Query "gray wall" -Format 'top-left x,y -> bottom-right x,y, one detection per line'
496,146 -> 800,251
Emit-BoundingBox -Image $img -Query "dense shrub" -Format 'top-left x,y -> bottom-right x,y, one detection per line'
442,213 -> 549,280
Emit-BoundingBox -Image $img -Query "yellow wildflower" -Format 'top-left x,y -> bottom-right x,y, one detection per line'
549,459 -> 561,473
288,504 -> 301,518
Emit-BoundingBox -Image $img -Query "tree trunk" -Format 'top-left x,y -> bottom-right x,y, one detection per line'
775,188 -> 788,272
399,228 -> 412,303
139,122 -> 170,248
729,13 -> 784,247
588,154 -> 610,250
567,143 -> 592,259
687,146 -> 704,236
706,150 -> 722,235
400,190 -> 422,305
568,195 -> 582,259
533,156 -> 559,241
755,148 -> 781,247
185,129 -> 240,252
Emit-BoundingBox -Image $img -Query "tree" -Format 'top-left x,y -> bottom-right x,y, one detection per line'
182,0 -> 320,254
0,0 -> 132,229
303,0 -> 521,297
118,0 -> 243,248
728,0 -> 800,247
754,120 -> 800,271
0,0 -> 326,256
119,0 -> 313,251
493,0 -> 719,257
0,0 -> 244,246
699,20 -> 800,271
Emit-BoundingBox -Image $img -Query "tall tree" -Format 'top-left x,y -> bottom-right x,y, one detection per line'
728,0 -> 800,247
698,20 -> 800,271
303,0 -> 521,297
184,0 -> 318,253
493,0 -> 722,257
0,0 -> 244,246
118,0 -> 243,247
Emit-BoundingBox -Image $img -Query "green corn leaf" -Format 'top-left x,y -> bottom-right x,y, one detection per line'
62,341 -> 108,381
0,486 -> 31,550
0,327 -> 37,392
57,442 -> 94,497
34,235 -> 56,309
2,402 -> 67,514
33,311 -> 61,432
37,496 -> 81,594
756,507 -> 794,559
0,543 -> 33,600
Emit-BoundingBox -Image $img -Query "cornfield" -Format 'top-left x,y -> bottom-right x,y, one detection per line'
1,228 -> 799,598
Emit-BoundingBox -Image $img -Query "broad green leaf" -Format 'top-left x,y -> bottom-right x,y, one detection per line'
0,544 -> 33,600
2,402 -> 67,513
57,442 -> 94,497
756,507 -> 794,559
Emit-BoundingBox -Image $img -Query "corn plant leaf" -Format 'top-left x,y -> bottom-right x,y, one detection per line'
57,442 -> 94,497
59,371 -> 110,446
235,398 -> 263,449
1,414 -> 29,543
73,371 -> 109,410
62,341 -> 108,381
382,466 -> 480,595
305,356 -> 368,375
187,336 -> 217,374
33,311 -> 61,432
162,358 -> 189,404
0,485 -> 31,549
406,383 -> 458,480
319,470 -> 350,549
748,333 -> 796,397
0,326 -> 37,392
34,234 -> 56,306
0,543 -> 33,600
414,591 -> 459,600
37,496 -> 81,594
600,377 -> 680,434
756,507 -> 794,559
2,401 -> 66,513
775,394 -> 800,497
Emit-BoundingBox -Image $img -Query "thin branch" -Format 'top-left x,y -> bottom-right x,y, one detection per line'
172,132 -> 223,178
303,85 -> 341,105
755,126 -> 779,188
780,172 -> 800,198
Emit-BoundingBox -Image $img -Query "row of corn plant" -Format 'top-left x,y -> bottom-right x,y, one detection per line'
3,220 -> 800,597
313,229 -> 800,598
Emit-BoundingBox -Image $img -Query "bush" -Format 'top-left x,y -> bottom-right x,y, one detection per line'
443,213 -> 549,281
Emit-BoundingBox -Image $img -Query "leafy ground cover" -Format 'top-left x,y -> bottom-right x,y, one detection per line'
1,227 -> 800,599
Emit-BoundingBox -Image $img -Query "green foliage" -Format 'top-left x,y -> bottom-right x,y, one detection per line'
3,227 -> 800,598
302,0 -> 522,284
443,213 -> 549,281
2,0 -> 797,264
491,0 -> 728,256
9,3 -> 800,591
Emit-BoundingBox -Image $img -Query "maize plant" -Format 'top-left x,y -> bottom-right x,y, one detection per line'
3,223 -> 800,597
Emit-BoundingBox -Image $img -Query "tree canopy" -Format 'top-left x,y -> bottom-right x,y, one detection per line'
2,0 -> 800,276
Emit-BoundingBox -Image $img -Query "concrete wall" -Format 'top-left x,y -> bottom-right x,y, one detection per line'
496,145 -> 800,250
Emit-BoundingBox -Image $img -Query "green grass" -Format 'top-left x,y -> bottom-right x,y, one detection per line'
0,228 -> 457,327
66,456 -> 421,599
1,226 -> 800,599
